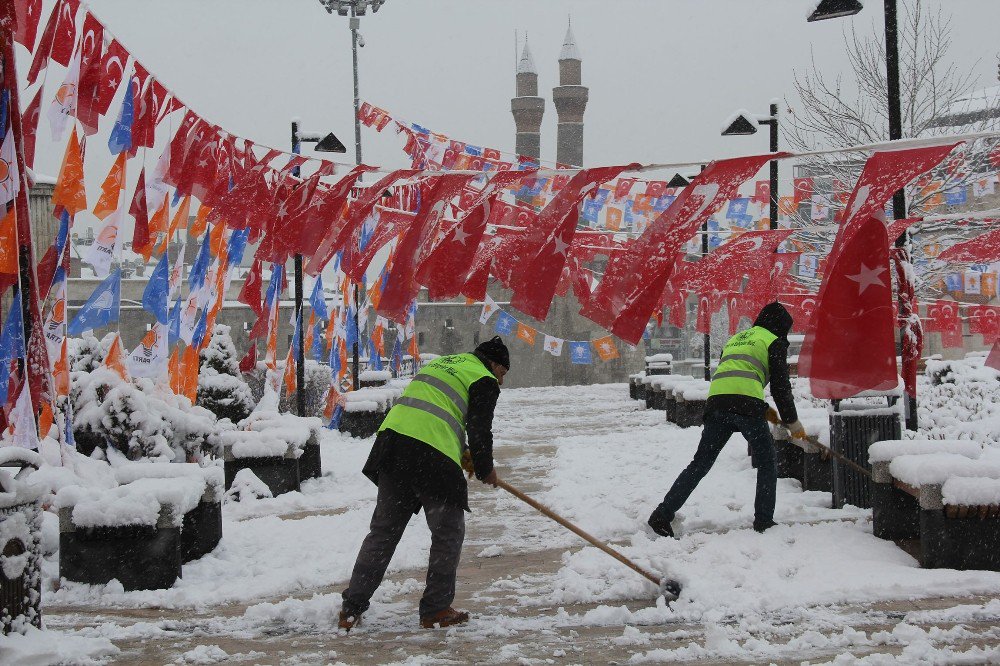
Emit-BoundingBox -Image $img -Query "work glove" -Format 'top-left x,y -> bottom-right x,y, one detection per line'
460,450 -> 475,479
786,420 -> 807,441
765,407 -> 779,424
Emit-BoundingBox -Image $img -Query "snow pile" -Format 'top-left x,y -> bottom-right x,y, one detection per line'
942,476 -> 1000,506
889,453 -> 1000,487
0,627 -> 118,664
226,469 -> 273,502
56,476 -> 206,528
113,462 -> 224,502
919,356 -> 1000,444
225,402 -> 323,458
678,381 -> 710,401
869,439 -> 983,463
343,387 -> 396,412
358,370 -> 392,383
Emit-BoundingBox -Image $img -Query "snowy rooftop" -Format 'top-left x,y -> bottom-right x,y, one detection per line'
929,84 -> 1000,129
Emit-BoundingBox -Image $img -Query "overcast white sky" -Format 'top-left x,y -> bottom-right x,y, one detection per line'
19,1 -> 1000,190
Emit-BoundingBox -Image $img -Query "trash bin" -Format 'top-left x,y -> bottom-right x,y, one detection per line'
0,449 -> 44,635
829,396 -> 902,509
644,354 -> 672,376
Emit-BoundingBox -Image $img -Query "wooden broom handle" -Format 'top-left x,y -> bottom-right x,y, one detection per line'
496,479 -> 661,586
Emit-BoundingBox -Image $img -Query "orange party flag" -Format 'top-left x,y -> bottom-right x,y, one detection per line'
190,204 -> 211,239
303,312 -> 316,352
168,346 -> 182,394
338,338 -> 348,380
103,334 -> 130,381
92,151 -> 127,220
516,322 -> 536,346
0,207 -> 19,275
38,401 -> 54,439
593,335 -> 620,361
282,347 -> 296,395
53,338 -> 70,397
167,194 -> 191,239
208,221 -> 226,258
181,345 -> 200,402
147,192 -> 170,237
52,128 -> 88,216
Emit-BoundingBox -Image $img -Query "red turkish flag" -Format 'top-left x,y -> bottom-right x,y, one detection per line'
239,260 -> 264,319
378,174 -> 477,322
343,208 -> 413,280
937,227 -> 1000,264
76,12 -> 104,135
47,0 -> 78,66
779,293 -> 819,334
129,168 -> 150,251
305,169 -> 419,276
279,165 -> 374,260
21,85 -> 42,169
510,164 -> 638,320
753,180 -> 770,204
239,341 -> 258,375
583,154 -> 777,344
799,216 -> 898,398
926,300 -> 963,349
793,177 -> 813,204
682,229 -> 794,294
25,0 -> 64,84
614,177 -> 637,201
987,341 -> 1000,372
96,39 -> 130,116
13,0 -> 42,51
968,305 -> 999,344
460,229 -> 524,301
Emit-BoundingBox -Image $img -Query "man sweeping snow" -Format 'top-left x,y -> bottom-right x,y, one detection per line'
647,302 -> 804,537
338,336 -> 509,631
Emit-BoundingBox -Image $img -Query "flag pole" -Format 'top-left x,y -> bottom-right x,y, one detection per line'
2,27 -> 47,429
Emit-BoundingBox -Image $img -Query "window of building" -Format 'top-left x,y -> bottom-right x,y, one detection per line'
418,332 -> 425,346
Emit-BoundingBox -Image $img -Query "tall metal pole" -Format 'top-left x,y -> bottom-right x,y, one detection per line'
702,219 -> 711,381
883,0 -> 917,431
290,122 -> 306,417
350,4 -> 362,391
768,102 -> 779,232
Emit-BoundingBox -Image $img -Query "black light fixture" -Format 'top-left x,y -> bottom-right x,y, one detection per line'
667,173 -> 690,188
314,132 -> 348,153
721,112 -> 759,137
807,0 -> 863,22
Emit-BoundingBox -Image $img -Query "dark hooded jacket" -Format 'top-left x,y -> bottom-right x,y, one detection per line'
705,302 -> 798,423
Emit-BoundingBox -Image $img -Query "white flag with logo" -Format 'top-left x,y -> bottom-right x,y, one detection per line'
965,271 -> 982,295
973,176 -> 997,198
84,208 -> 124,279
479,294 -> 499,325
11,385 -> 39,450
543,335 -> 564,357
0,128 -> 20,206
48,47 -> 81,142
180,295 -> 199,345
127,323 -> 169,379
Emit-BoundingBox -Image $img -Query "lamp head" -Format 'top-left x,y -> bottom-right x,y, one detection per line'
721,111 -> 759,136
315,132 -> 348,153
667,173 -> 690,188
807,0 -> 863,22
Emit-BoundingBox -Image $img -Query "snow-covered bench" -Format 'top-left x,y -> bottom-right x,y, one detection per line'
869,441 -> 1000,570
56,475 -> 212,590
340,387 -> 396,439
359,369 -> 392,388
113,463 -> 224,563
645,354 -> 672,376
674,381 -> 710,428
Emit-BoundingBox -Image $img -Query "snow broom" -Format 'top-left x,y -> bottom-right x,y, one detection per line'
496,479 -> 682,603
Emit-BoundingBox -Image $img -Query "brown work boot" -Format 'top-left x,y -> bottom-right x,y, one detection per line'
419,607 -> 470,629
338,610 -> 362,631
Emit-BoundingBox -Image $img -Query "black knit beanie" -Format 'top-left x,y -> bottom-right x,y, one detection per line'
475,335 -> 510,370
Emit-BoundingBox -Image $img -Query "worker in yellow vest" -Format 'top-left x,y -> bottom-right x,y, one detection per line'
339,336 -> 509,631
648,302 -> 804,538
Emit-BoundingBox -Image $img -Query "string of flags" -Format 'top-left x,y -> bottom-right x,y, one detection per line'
477,295 -> 621,364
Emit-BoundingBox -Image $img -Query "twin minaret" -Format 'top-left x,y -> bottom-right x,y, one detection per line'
511,23 -> 589,167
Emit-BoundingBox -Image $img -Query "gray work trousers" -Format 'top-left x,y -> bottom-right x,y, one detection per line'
341,472 -> 466,618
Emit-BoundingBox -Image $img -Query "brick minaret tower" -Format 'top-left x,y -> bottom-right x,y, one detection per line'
510,39 -> 544,159
553,21 -> 588,167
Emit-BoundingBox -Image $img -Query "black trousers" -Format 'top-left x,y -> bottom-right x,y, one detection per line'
342,472 -> 465,618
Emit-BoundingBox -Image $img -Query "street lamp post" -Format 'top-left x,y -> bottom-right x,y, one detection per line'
808,1 -> 918,430
318,0 -> 388,391
290,120 -> 346,416
721,104 -> 780,231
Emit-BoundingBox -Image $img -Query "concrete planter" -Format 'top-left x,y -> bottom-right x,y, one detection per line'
674,398 -> 705,428
0,450 -> 44,634
181,497 -> 222,564
224,453 -> 300,496
646,385 -> 667,411
340,408 -> 387,439
628,375 -> 644,400
59,506 -> 182,591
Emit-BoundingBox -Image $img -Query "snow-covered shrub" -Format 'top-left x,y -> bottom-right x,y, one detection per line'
270,360 -> 332,417
226,469 -> 272,502
67,332 -> 106,373
197,325 -> 255,423
919,356 -> 1000,445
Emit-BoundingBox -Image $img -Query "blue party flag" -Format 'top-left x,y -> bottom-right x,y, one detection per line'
56,210 -> 70,257
192,309 -> 209,348
945,186 -> 968,206
568,341 -> 593,365
0,292 -> 25,365
311,320 -> 324,362
494,311 -> 516,335
265,264 -> 284,307
309,276 -> 329,320
108,82 -> 134,154
68,269 -> 121,335
726,198 -> 750,219
168,299 -> 182,346
391,338 -> 403,375
329,338 -> 341,376
142,253 -> 170,325
188,236 -> 212,292
328,403 -> 344,430
227,228 -> 250,267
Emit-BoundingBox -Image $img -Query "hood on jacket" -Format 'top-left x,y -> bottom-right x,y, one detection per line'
753,302 -> 793,338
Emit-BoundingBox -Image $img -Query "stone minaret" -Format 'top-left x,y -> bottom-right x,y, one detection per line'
511,39 -> 544,159
553,21 -> 588,167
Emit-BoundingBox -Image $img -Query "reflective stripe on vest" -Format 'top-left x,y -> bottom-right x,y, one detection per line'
378,352 -> 494,467
707,326 -> 777,402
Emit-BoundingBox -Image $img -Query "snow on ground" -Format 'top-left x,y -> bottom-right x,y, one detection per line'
24,377 -> 1000,663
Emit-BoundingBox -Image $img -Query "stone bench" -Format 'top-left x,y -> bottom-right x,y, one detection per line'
674,382 -> 709,429
870,447 -> 1000,570
56,477 -> 210,590
644,354 -> 672,377
113,463 -> 224,563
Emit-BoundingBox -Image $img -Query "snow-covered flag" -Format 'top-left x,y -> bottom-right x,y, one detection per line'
179,294 -> 199,345
568,341 -> 592,365
68,269 -> 121,335
0,127 -> 20,207
965,271 -> 981,295
10,385 -> 39,450
479,295 -> 499,324
973,176 -> 996,198
543,335 -> 563,357
127,323 -> 168,378
47,44 -> 80,141
84,208 -> 124,279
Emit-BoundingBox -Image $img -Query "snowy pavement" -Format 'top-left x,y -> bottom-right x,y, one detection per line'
19,383 -> 1000,664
